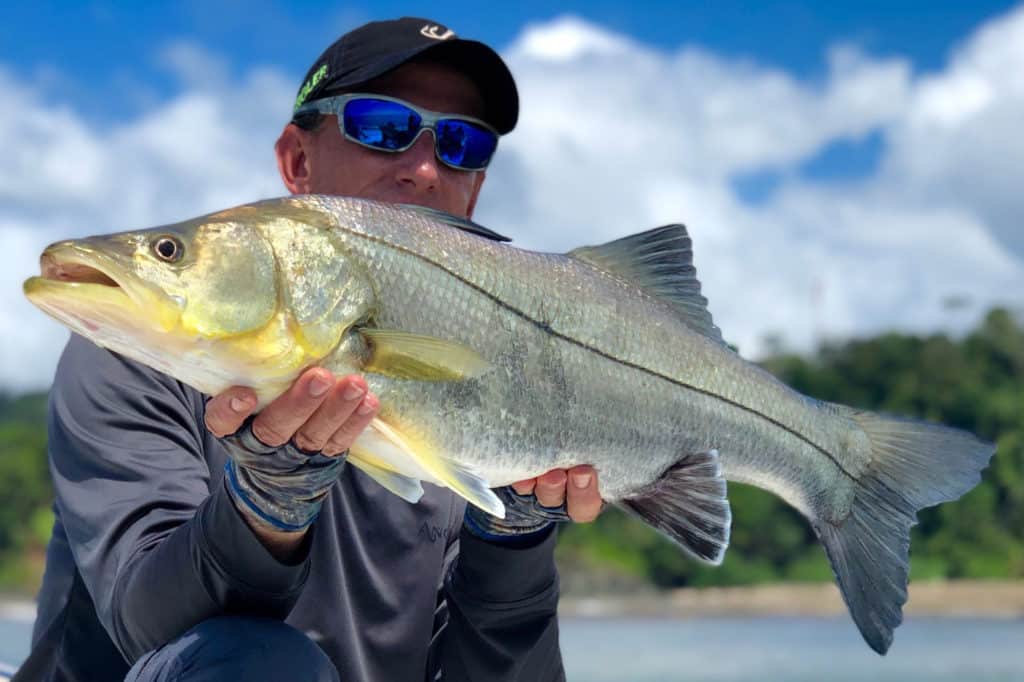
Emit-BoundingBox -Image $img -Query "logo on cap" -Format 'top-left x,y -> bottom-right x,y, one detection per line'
294,63 -> 329,111
420,24 -> 455,41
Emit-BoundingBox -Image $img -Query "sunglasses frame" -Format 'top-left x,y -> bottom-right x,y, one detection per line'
294,93 -> 500,171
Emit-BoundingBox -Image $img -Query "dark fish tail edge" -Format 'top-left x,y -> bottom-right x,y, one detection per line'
815,406 -> 995,655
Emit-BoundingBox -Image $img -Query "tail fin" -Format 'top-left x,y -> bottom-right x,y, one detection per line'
817,408 -> 995,654
619,449 -> 731,565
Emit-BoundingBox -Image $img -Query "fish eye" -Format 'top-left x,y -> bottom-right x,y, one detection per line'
152,236 -> 184,263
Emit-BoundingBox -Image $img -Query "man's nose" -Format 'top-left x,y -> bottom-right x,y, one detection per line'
396,133 -> 440,192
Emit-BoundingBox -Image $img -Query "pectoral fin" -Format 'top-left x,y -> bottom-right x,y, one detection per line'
360,329 -> 490,381
346,451 -> 425,503
354,417 -> 505,518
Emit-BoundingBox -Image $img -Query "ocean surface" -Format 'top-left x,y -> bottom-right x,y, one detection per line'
2,615 -> 1023,680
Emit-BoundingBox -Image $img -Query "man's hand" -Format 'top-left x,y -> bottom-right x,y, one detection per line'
205,367 -> 379,452
204,368 -> 379,561
511,465 -> 603,523
463,465 -> 604,546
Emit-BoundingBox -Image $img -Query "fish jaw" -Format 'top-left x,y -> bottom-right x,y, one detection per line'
25,241 -> 201,380
24,239 -> 354,405
25,241 -> 182,339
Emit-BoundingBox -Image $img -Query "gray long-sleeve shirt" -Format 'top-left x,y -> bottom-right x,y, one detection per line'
15,335 -> 564,681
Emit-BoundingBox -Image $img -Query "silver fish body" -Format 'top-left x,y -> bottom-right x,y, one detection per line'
24,195 -> 995,655
324,198 -> 855,515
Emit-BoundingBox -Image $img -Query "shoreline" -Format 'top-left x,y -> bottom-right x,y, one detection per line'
4,580 -> 1024,622
560,580 -> 1024,619
0,600 -> 35,623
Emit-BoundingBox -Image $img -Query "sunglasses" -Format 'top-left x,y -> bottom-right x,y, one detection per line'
294,94 -> 500,171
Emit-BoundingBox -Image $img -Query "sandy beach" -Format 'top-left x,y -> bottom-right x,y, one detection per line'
5,580 -> 1024,623
560,580 -> 1024,618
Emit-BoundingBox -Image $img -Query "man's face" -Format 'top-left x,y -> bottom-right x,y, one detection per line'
278,61 -> 488,219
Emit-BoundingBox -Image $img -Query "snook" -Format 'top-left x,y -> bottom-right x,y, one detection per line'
24,195 -> 994,654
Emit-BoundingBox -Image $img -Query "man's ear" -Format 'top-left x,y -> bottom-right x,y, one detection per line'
275,124 -> 313,195
465,171 -> 486,219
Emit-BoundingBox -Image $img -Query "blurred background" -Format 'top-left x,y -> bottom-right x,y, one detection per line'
2,1 -> 1023,680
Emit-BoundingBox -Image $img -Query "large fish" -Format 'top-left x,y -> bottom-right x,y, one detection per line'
24,196 -> 993,653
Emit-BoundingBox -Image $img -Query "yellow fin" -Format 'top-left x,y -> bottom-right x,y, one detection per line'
361,417 -> 505,518
360,329 -> 489,381
346,451 -> 424,503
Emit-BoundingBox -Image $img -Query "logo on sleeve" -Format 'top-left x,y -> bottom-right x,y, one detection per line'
420,24 -> 455,41
418,522 -> 450,543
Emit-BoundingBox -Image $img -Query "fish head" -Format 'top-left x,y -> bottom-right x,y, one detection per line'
24,198 -> 374,403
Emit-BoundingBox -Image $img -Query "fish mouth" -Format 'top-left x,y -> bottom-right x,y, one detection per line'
24,244 -> 133,311
23,243 -> 175,336
39,251 -> 122,288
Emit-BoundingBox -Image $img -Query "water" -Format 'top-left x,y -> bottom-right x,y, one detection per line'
1,615 -> 1022,680
560,616 -> 1024,682
0,618 -> 30,670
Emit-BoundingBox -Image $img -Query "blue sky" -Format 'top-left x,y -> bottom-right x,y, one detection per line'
2,2 -> 1024,390
1,1 -> 1016,188
2,1 -> 1016,116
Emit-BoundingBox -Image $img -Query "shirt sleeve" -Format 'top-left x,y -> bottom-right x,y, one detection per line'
47,335 -> 311,662
438,523 -> 565,681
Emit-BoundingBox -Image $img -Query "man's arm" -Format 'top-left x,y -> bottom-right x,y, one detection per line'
203,368 -> 377,561
48,335 -> 373,661
440,526 -> 563,681
437,469 -> 602,681
48,336 -> 309,661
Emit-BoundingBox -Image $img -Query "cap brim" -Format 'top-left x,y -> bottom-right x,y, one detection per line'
417,39 -> 519,135
327,39 -> 518,135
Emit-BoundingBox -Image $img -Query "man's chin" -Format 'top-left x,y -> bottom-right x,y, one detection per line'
366,193 -> 465,217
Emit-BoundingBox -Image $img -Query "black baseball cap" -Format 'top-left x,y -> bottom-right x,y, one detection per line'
293,17 -> 519,134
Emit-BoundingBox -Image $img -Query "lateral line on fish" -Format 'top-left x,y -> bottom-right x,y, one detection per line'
343,228 -> 859,483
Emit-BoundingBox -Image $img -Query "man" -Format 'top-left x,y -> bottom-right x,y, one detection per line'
16,17 -> 602,682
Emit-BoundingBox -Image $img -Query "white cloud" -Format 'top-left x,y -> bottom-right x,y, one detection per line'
0,55 -> 292,392
2,9 -> 1024,391
879,7 -> 1024,258
480,9 -> 1024,355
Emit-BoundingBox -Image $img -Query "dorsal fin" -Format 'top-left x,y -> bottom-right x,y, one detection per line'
568,224 -> 724,344
399,204 -> 512,242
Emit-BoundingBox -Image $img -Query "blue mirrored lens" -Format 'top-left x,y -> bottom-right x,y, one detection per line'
436,120 -> 497,169
343,99 -> 421,150
341,97 -> 498,169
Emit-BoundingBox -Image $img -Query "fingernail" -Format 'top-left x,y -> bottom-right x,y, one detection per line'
309,377 -> 331,397
572,472 -> 592,489
230,397 -> 250,413
342,383 -> 365,401
357,398 -> 377,416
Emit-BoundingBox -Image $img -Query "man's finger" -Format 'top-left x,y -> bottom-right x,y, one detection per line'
322,393 -> 379,456
251,368 -> 334,446
511,479 -> 536,496
566,465 -> 602,523
534,469 -> 568,508
292,375 -> 368,452
205,386 -> 258,437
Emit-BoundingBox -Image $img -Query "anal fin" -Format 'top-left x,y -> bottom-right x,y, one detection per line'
346,452 -> 425,503
354,418 -> 505,518
619,449 -> 731,565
